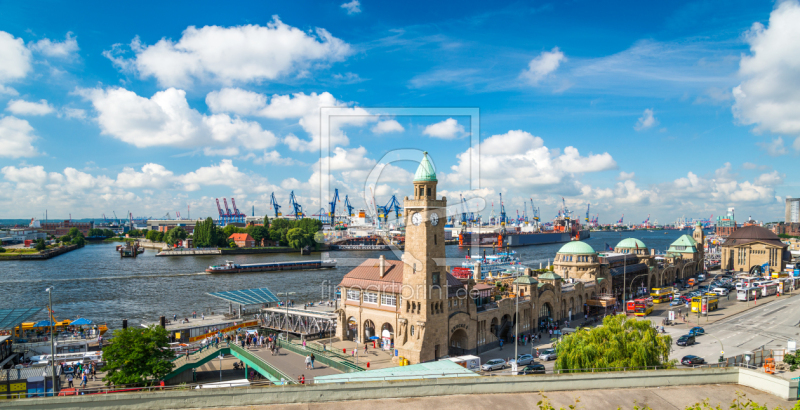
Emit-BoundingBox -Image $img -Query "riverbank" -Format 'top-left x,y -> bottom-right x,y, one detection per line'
0,244 -> 82,260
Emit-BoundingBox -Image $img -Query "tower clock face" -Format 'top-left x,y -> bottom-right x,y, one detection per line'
430,212 -> 439,226
411,212 -> 422,226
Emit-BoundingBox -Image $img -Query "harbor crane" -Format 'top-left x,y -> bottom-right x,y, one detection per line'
459,194 -> 470,227
289,191 -> 304,219
343,195 -> 355,217
328,188 -> 340,222
499,193 -> 507,226
585,203 -> 590,223
377,195 -> 402,223
269,192 -> 282,218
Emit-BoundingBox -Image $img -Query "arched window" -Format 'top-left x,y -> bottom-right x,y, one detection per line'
411,325 -> 415,336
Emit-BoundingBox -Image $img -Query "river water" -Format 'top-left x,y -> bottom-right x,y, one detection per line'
1,230 -> 693,329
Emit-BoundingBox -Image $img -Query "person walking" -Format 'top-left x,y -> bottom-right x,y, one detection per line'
302,339 -> 307,350
80,372 -> 88,388
67,373 -> 74,388
202,313 -> 205,321
305,354 -> 311,370
193,311 -> 196,319
310,353 -> 315,369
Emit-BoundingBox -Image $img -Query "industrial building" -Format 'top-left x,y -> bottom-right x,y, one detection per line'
40,221 -> 94,237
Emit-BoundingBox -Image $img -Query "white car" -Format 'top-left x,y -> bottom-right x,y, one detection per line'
481,358 -> 506,371
713,288 -> 729,296
538,348 -> 557,361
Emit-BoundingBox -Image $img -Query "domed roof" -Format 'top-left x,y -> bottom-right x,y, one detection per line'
616,238 -> 647,249
723,225 -> 786,248
557,241 -> 596,255
538,271 -> 562,281
413,151 -> 437,182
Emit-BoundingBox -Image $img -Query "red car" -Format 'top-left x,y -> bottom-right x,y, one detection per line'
680,296 -> 692,304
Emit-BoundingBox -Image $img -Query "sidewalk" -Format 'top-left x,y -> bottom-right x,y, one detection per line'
307,337 -> 396,370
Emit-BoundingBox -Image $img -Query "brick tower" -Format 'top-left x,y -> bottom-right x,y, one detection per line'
398,151 -> 448,363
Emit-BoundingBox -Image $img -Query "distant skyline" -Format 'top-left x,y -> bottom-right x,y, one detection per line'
1,0 -> 798,224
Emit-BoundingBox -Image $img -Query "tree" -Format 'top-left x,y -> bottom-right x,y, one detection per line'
286,227 -> 309,249
247,225 -> 269,246
71,236 -> 86,246
165,227 -> 187,245
554,314 -> 674,372
101,325 -> 175,386
0,247 -> 6,253
68,227 -> 80,237
263,214 -> 270,231
34,239 -> 46,251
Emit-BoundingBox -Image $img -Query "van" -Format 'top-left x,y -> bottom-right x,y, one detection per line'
697,273 -> 706,281
713,287 -> 728,296
687,278 -> 696,287
677,334 -> 696,346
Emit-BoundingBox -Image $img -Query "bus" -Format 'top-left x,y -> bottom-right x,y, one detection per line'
737,287 -> 759,302
633,299 -> 653,317
759,282 -> 778,297
30,350 -> 103,366
650,287 -> 674,304
691,295 -> 718,314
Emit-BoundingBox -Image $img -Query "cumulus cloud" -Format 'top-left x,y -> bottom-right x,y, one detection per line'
0,116 -> 39,158
29,32 -> 79,59
371,119 -> 404,134
758,137 -> 788,156
447,130 -> 617,189
520,47 -> 566,85
618,171 -> 635,180
422,118 -> 465,139
341,0 -> 361,14
733,1 -> 800,135
106,17 -> 351,87
634,108 -> 658,131
6,99 -> 55,116
79,86 -> 277,152
0,31 -> 32,87
207,88 -> 371,152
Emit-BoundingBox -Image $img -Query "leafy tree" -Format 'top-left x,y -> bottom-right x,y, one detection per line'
68,227 -> 81,238
71,236 -> 86,246
165,227 -> 188,245
247,225 -> 269,246
263,214 -> 270,231
286,227 -> 309,249
554,314 -> 674,372
0,246 -> 6,253
228,241 -> 237,248
34,239 -> 46,251
58,235 -> 70,243
101,325 -> 175,386
784,352 -> 800,371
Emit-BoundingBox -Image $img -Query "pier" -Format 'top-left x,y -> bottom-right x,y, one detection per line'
260,305 -> 337,337
157,249 -> 222,256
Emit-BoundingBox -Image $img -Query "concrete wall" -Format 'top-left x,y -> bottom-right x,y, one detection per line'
738,368 -> 798,400
5,367 -> 752,410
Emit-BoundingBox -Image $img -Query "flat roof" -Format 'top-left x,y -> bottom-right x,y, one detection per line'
207,287 -> 281,306
158,314 -> 251,331
0,307 -> 44,330
314,359 -> 478,384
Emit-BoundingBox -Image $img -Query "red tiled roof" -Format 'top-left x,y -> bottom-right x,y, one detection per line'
229,233 -> 254,241
339,258 -> 405,293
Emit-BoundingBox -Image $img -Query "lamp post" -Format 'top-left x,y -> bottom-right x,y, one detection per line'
218,353 -> 224,382
45,287 -> 57,397
514,290 -> 519,374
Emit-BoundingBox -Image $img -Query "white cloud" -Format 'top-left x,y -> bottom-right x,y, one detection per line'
61,107 -> 87,120
108,17 -> 351,87
618,171 -> 635,180
0,85 -> 19,96
6,99 -> 55,116
80,86 -> 277,152
447,130 -> 616,189
742,162 -> 758,170
206,88 -> 267,116
758,137 -> 788,156
29,32 -> 79,59
0,116 -> 39,158
0,31 -> 32,84
634,108 -> 658,131
422,118 -> 465,139
341,0 -> 361,14
733,1 -> 800,135
794,136 -> 800,152
371,119 -> 404,134
520,47 -> 566,85
251,150 -> 296,165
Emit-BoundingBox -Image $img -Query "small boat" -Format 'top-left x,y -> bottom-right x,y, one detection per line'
206,259 -> 336,273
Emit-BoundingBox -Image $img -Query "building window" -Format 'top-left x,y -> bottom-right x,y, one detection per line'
434,235 -> 437,245
381,294 -> 396,306
347,289 -> 361,301
363,292 -> 378,304
427,187 -> 431,196
411,325 -> 415,336
432,272 -> 440,286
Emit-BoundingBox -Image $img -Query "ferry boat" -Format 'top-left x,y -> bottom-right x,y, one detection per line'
453,251 -> 525,280
205,259 -> 336,273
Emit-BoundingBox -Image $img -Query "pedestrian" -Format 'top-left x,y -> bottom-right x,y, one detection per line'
80,373 -> 88,387
499,339 -> 503,350
202,313 -> 205,321
299,374 -> 305,384
67,373 -> 74,388
365,343 -> 368,354
193,311 -> 196,319
305,355 -> 311,369
310,353 -> 315,369
173,314 -> 177,322
302,339 -> 307,350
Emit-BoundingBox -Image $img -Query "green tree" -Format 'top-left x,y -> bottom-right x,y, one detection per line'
263,214 -> 270,231
68,227 -> 80,237
247,225 -> 269,246
286,227 -> 309,249
101,325 -> 175,386
165,227 -> 188,245
0,246 -> 6,253
71,236 -> 86,246
34,239 -> 46,251
554,314 -> 674,372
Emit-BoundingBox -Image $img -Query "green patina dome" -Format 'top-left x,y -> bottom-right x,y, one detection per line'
514,276 -> 538,285
538,271 -> 562,281
616,238 -> 647,249
556,241 -> 596,255
413,151 -> 437,182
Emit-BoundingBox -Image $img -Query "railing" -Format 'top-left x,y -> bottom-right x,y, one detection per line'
228,343 -> 296,383
49,378 -> 285,397
276,339 -> 364,373
554,365 -> 672,373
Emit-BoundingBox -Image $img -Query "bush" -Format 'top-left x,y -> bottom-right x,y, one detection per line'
0,247 -> 5,253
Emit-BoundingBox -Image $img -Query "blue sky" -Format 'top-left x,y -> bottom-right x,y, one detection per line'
0,0 -> 798,224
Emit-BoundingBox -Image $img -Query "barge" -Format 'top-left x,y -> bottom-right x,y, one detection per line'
206,259 -> 336,273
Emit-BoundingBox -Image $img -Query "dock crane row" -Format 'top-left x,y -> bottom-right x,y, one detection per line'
215,197 -> 246,225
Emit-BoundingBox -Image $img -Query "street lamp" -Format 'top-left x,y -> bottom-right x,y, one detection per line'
218,353 -> 224,382
276,292 -> 296,342
45,287 -> 57,397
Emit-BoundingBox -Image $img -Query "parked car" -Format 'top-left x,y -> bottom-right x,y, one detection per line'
519,364 -> 546,375
539,348 -> 557,361
697,274 -> 706,281
688,327 -> 705,336
677,335 -> 696,346
681,355 -> 705,366
680,296 -> 692,304
713,288 -> 729,296
481,359 -> 507,371
508,354 -> 535,366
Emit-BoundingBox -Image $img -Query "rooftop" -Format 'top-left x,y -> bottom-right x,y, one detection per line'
616,238 -> 647,249
413,151 -> 437,182
557,241 -> 596,255
314,359 -> 477,384
723,225 -> 788,248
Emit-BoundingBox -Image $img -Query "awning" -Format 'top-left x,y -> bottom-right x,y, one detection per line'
0,308 -> 44,330
33,320 -> 55,328
207,287 -> 281,306
70,318 -> 93,326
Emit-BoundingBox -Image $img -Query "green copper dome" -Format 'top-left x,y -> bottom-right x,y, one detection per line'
616,238 -> 647,249
413,151 -> 437,182
556,241 -> 596,255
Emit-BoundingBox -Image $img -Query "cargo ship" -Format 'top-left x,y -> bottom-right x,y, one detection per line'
205,259 -> 336,273
459,214 -> 589,248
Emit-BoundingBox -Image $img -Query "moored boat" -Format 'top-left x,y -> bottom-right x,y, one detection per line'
205,259 -> 337,273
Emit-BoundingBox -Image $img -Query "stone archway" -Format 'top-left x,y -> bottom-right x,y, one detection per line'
449,328 -> 469,356
499,314 -> 512,340
363,319 -> 375,340
347,316 -> 357,341
381,323 -> 394,350
539,303 -> 552,320
490,317 -> 498,335
749,265 -> 763,275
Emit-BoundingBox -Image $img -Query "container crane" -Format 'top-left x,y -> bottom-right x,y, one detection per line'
459,194 -> 469,227
289,191 -> 304,219
499,193 -> 507,226
328,188 -> 340,222
215,198 -> 226,223
343,195 -> 354,217
585,203 -> 590,223
269,192 -> 282,218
